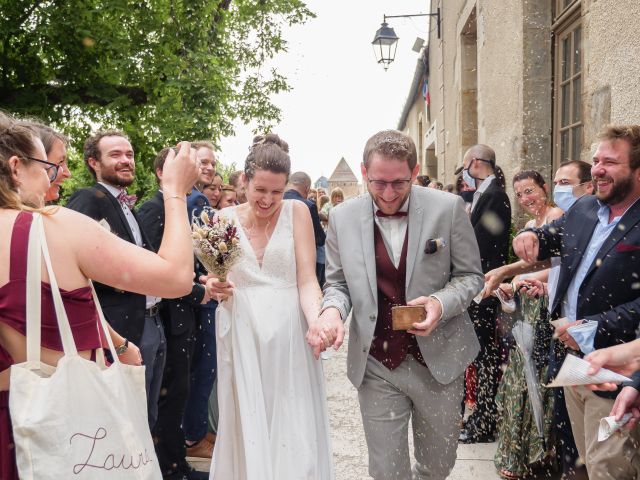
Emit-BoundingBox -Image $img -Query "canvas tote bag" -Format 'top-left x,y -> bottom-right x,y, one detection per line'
9,213 -> 162,479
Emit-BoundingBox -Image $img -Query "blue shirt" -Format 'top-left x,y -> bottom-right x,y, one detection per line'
562,201 -> 625,353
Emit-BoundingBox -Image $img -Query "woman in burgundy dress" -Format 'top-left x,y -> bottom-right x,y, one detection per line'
0,113 -> 198,479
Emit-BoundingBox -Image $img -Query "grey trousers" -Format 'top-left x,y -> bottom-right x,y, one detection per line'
140,312 -> 167,430
358,355 -> 463,480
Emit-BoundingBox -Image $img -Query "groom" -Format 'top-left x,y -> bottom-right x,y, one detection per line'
318,130 -> 484,479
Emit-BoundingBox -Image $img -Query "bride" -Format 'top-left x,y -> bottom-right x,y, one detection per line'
206,134 -> 334,480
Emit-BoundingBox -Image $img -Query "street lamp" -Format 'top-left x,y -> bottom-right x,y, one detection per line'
372,10 -> 441,70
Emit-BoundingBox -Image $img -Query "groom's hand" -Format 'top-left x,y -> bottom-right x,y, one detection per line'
406,296 -> 442,337
308,308 -> 345,359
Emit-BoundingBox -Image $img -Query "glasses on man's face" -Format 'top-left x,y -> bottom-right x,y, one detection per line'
24,156 -> 59,182
367,178 -> 412,192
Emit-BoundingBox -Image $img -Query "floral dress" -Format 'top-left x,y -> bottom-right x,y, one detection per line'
494,294 -> 556,479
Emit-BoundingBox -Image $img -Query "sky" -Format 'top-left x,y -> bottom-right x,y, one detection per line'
217,0 -> 431,183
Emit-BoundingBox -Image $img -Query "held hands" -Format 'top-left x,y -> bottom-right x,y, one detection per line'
202,274 -> 235,302
308,308 -> 345,360
406,296 -> 442,337
513,231 -> 540,263
554,320 -> 582,351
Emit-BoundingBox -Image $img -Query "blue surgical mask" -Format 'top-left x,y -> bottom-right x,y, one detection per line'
553,185 -> 577,212
462,168 -> 476,189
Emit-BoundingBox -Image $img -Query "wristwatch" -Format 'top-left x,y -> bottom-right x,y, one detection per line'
115,339 -> 129,356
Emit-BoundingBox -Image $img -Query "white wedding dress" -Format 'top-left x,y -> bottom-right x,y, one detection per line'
210,200 -> 333,480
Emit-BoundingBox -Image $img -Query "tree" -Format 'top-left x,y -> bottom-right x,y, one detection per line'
0,0 -> 313,200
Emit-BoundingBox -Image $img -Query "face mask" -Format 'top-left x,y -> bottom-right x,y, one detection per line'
553,185 -> 578,211
460,190 -> 475,203
462,168 -> 476,189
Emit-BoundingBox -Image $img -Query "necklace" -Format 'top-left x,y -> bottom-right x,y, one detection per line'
243,204 -> 281,242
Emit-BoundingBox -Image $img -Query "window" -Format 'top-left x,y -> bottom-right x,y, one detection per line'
553,3 -> 582,168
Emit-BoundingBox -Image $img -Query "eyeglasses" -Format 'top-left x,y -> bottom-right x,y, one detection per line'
23,156 -> 59,182
367,178 -> 412,192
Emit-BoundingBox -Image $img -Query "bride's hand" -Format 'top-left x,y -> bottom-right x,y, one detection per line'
204,276 -> 235,302
307,308 -> 345,359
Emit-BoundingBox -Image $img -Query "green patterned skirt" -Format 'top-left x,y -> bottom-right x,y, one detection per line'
494,296 -> 556,478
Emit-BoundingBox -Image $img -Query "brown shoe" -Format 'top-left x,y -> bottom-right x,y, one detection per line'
185,438 -> 213,459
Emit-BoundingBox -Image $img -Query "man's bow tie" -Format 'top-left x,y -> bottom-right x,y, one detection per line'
376,210 -> 407,219
117,190 -> 137,210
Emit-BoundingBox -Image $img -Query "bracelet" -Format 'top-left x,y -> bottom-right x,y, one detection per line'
115,339 -> 129,356
163,194 -> 186,203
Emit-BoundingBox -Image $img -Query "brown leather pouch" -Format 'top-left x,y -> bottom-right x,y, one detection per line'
391,305 -> 426,330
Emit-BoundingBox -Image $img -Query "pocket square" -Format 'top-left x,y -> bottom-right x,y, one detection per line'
615,243 -> 640,253
424,238 -> 446,255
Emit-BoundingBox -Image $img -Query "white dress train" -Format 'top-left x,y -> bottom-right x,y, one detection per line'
210,200 -> 334,480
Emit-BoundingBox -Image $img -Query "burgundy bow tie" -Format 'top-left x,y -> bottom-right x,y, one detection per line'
376,210 -> 407,218
117,190 -> 137,210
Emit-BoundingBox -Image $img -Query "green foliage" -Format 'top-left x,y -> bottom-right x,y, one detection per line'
0,0 -> 313,200
216,161 -> 238,184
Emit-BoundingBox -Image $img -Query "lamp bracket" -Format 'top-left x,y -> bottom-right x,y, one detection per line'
383,9 -> 441,39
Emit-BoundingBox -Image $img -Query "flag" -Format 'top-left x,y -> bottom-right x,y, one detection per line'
422,79 -> 430,106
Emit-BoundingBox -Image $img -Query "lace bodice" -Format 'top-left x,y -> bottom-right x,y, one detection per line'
222,200 -> 297,289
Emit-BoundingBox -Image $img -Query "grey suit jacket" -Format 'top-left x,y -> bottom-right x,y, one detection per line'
322,186 -> 483,388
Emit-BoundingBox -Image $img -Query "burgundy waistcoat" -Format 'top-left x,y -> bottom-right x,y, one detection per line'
369,223 -> 426,370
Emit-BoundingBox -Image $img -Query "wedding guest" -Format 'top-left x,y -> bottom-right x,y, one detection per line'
67,129 -> 166,429
202,173 -> 223,207
456,144 -> 512,444
320,187 -> 344,221
308,188 -> 318,202
428,181 -> 444,190
493,170 -> 562,479
138,147 -> 210,480
414,174 -> 430,187
216,185 -> 237,209
284,172 -> 326,286
513,125 -> 640,479
0,114 -> 197,480
184,141 -> 218,459
188,141 -> 216,221
318,194 -> 330,229
206,134 -> 333,479
444,183 -> 455,193
18,120 -> 70,202
319,130 -> 483,479
228,170 -> 247,204
484,160 -> 593,479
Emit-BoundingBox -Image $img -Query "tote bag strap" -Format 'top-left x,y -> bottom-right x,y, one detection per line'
90,283 -> 121,367
26,213 -> 78,358
25,212 -> 43,363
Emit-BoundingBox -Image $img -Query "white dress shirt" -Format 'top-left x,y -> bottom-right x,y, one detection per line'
373,198 -> 409,268
99,182 -> 160,309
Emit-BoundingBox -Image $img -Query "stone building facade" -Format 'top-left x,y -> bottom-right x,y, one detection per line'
398,0 -> 640,198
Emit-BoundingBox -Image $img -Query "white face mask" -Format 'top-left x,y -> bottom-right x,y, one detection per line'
462,168 -> 476,188
553,185 -> 577,211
